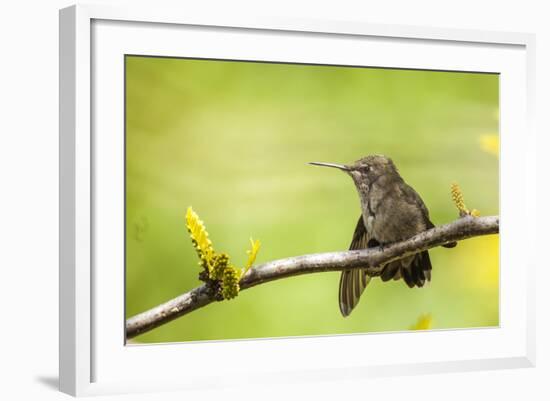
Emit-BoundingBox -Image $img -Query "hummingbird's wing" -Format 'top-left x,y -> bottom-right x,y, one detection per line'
380,183 -> 444,286
401,183 -> 457,248
338,216 -> 372,317
401,183 -> 434,228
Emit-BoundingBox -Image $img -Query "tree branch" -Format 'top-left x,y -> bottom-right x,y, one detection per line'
126,215 -> 499,339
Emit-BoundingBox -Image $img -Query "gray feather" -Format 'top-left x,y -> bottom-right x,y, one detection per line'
339,216 -> 372,317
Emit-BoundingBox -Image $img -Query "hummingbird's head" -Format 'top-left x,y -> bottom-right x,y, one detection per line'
309,155 -> 399,185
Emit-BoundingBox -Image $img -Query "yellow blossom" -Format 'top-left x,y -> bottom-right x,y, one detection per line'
479,134 -> 499,157
410,314 -> 433,330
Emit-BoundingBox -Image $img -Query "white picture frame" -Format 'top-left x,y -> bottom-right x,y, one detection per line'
59,3 -> 536,397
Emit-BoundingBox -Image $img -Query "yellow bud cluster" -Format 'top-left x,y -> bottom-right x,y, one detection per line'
451,183 -> 467,216
186,207 -> 215,273
185,206 -> 261,301
451,183 -> 479,218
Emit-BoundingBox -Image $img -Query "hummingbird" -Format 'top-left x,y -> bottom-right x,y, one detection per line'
310,155 -> 456,317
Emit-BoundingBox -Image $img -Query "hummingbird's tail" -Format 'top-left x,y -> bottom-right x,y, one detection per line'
380,251 -> 432,288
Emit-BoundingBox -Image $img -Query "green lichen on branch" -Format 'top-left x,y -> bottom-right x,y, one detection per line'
185,207 -> 261,300
451,183 -> 480,218
221,268 -> 241,300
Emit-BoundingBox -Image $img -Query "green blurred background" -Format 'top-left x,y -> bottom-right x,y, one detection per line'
125,56 -> 499,343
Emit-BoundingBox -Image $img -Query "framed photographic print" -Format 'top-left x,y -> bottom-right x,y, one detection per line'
59,4 -> 536,396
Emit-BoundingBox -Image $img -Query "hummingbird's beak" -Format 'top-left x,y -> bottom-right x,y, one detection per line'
308,162 -> 350,172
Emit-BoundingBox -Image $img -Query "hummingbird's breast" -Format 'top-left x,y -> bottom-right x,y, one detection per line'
365,214 -> 375,234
